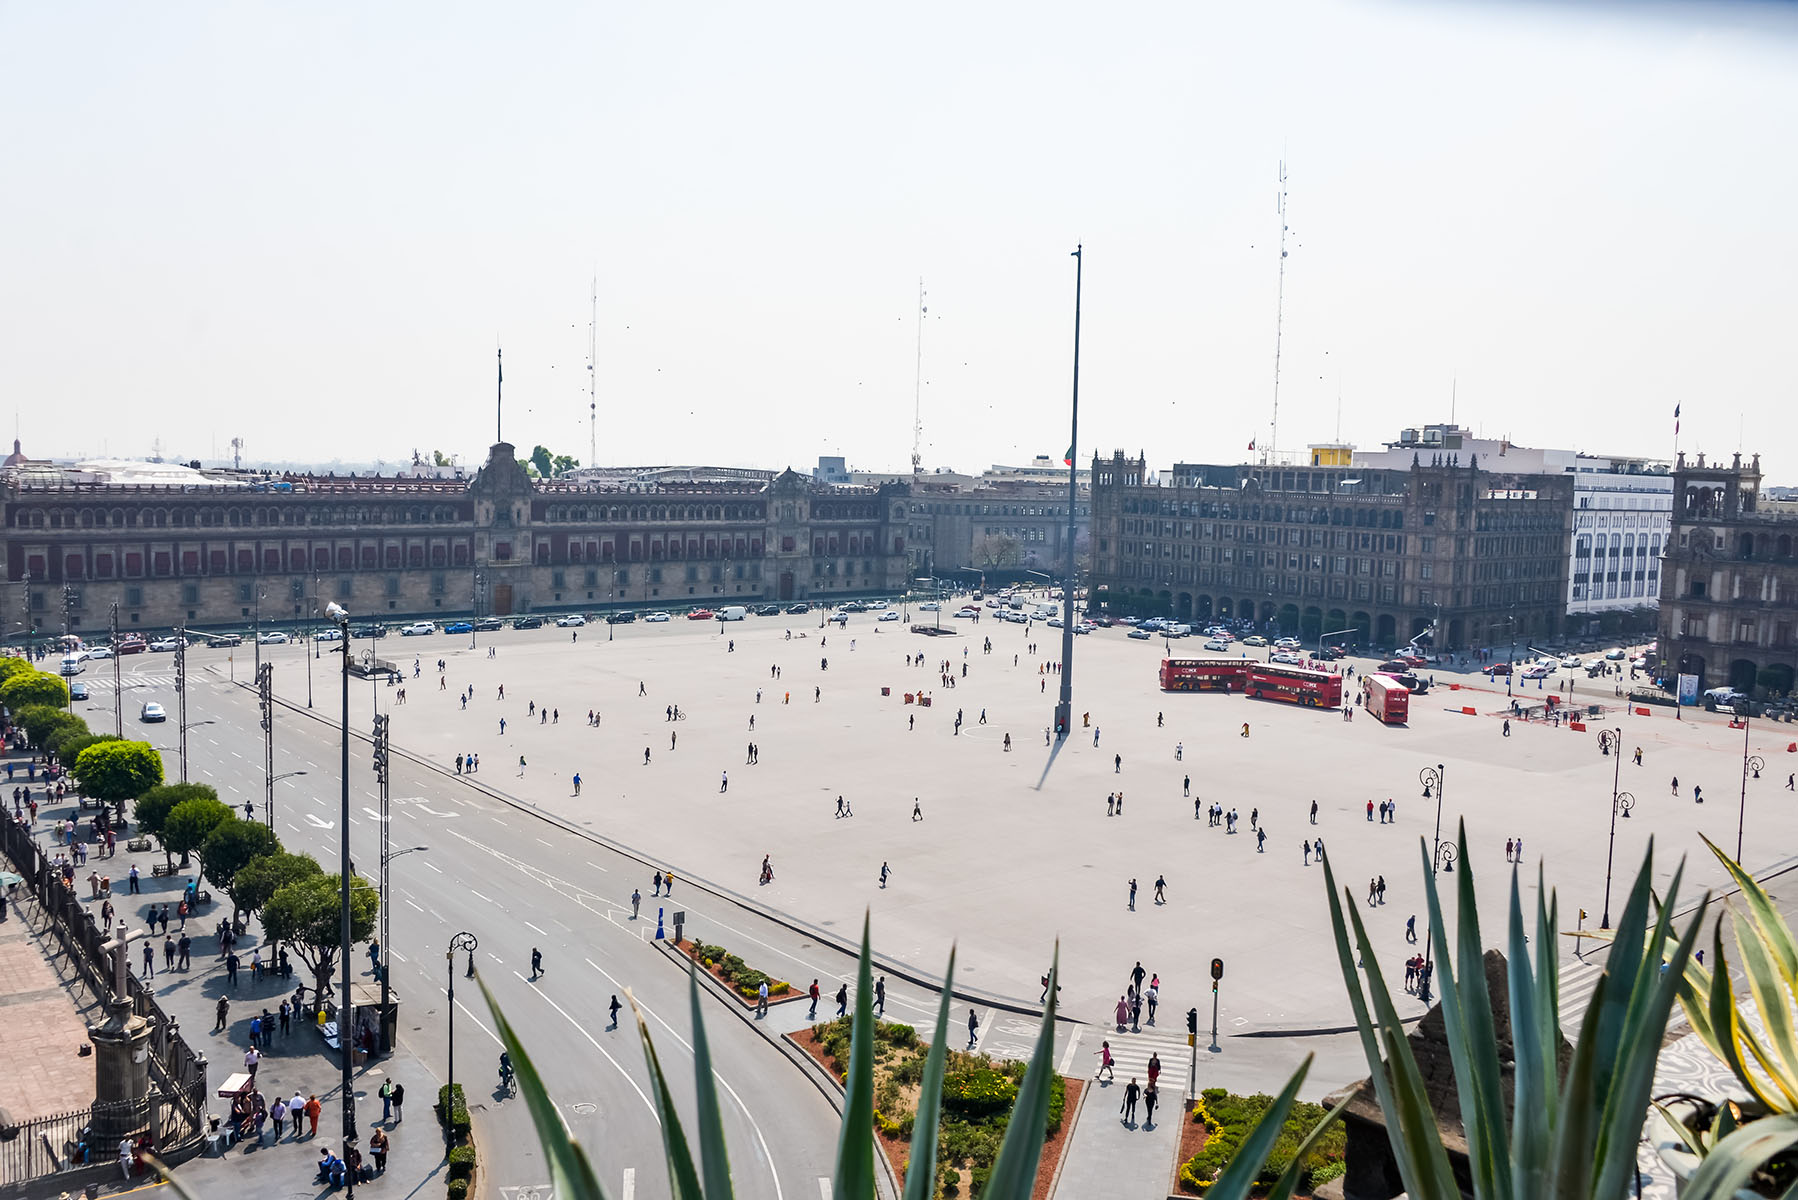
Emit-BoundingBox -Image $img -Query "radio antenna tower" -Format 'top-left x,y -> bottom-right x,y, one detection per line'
1266,159 -> 1291,465
230,437 -> 244,471
587,273 -> 598,471
911,278 -> 927,479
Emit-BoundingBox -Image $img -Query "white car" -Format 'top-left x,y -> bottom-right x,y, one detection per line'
919,602 -> 940,612
1203,638 -> 1229,651
1631,655 -> 1649,670
953,607 -> 978,618
877,611 -> 900,622
140,702 -> 167,722
400,622 -> 435,636
1271,650 -> 1305,664
1274,637 -> 1302,650
148,637 -> 185,652
87,646 -> 113,660
259,632 -> 290,645
644,612 -> 672,623
1522,664 -> 1553,679
314,628 -> 343,642
556,614 -> 587,627
1605,648 -> 1627,660
1560,655 -> 1582,669
1242,635 -> 1268,647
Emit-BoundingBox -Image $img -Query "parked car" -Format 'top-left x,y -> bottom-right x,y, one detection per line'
607,611 -> 638,624
1127,627 -> 1153,640
687,609 -> 715,621
258,631 -> 290,645
919,602 -> 940,612
444,621 -> 473,634
829,612 -> 849,625
952,607 -> 978,618
556,614 -> 587,627
1488,662 -> 1512,676
1398,653 -> 1428,668
1275,637 -> 1302,649
140,702 -> 167,723
1242,635 -> 1269,647
87,645 -> 114,660
211,633 -> 243,647
1317,647 -> 1345,661
351,624 -> 388,638
148,637 -> 185,652
474,618 -> 503,632
1630,655 -> 1650,670
1521,664 -> 1553,680
1203,638 -> 1229,651
1605,647 -> 1627,660
314,628 -> 344,642
878,610 -> 901,622
757,605 -> 782,616
510,617 -> 544,630
1560,655 -> 1583,669
116,635 -> 147,655
69,682 -> 89,701
786,603 -> 811,614
400,622 -> 435,636
644,612 -> 672,622
1088,615 -> 1113,628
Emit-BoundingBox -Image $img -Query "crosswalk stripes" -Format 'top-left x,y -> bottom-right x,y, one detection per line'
1084,1027 -> 1195,1098
1558,958 -> 1708,1037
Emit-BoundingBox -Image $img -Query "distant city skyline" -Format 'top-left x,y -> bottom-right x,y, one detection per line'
4,2 -> 1795,479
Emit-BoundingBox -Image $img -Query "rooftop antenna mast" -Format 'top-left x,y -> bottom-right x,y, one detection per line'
231,437 -> 244,471
1267,159 -> 1290,466
911,278 -> 927,479
587,273 -> 598,471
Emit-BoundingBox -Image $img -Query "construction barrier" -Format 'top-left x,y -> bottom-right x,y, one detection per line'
1570,721 -> 1587,732
1636,707 -> 1652,716
1462,706 -> 1478,716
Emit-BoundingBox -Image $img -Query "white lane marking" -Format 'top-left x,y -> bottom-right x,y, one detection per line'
583,957 -> 784,1200
622,1168 -> 636,1200
437,988 -> 504,1047
422,861 -> 443,874
415,805 -> 458,818
818,1181 -> 831,1200
230,751 -> 244,760
536,838 -> 553,848
304,814 -> 334,829
470,889 -> 493,904
1058,1027 -> 1083,1075
525,922 -> 548,936
391,951 -> 407,963
585,861 -> 608,873
283,822 -> 301,835
511,971 -> 658,1120
405,899 -> 426,913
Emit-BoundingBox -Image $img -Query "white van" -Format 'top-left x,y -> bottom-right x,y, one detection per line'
716,606 -> 748,622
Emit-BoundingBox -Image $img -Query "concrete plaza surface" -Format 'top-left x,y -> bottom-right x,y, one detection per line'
252,618 -> 1793,1069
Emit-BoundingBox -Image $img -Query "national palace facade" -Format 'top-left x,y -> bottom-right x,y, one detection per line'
0,443 -> 913,634
1088,450 -> 1575,652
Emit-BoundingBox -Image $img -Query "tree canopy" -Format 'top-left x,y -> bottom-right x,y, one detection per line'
12,703 -> 72,745
74,740 -> 164,814
133,783 -> 219,870
201,820 -> 282,918
0,657 -> 36,683
1,671 -> 69,711
261,873 -> 379,1008
41,713 -> 93,759
527,445 -> 578,478
161,797 -> 234,870
57,732 -> 119,772
233,851 -> 322,917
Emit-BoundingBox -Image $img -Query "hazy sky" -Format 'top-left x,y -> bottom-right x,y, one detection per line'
4,2 -> 1795,479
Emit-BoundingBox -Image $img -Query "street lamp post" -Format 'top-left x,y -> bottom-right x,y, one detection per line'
1418,763 -> 1455,987
323,601 -> 357,1174
1595,728 -> 1636,928
268,770 -> 308,829
1053,244 -> 1083,742
1739,714 -> 1763,864
446,930 -> 479,1139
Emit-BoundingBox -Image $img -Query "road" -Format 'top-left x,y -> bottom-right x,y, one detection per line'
91,652 -> 847,1200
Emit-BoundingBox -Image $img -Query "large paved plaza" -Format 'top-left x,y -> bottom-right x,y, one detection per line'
245,612 -> 1795,1049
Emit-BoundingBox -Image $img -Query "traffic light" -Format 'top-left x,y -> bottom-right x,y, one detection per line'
1186,1007 -> 1198,1036
1211,957 -> 1224,981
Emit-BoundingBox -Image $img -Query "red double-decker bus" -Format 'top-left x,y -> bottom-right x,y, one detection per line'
1246,662 -> 1342,708
1361,673 -> 1410,724
1159,658 -> 1255,692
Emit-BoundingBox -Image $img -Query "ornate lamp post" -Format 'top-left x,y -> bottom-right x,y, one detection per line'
446,929 -> 479,1135
1419,763 -> 1455,983
1595,728 -> 1637,928
1739,712 -> 1764,864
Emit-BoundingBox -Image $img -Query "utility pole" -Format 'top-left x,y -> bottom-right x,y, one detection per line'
373,713 -> 392,1053
258,663 -> 274,828
1053,245 -> 1083,742
174,629 -> 189,781
61,584 -> 77,707
109,603 -> 122,738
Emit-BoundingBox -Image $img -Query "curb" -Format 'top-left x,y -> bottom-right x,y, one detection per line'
1044,1073 -> 1088,1200
232,670 -> 1063,1024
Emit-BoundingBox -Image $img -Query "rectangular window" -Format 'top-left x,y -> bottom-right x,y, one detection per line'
124,587 -> 143,607
431,573 -> 447,596
551,570 -> 566,589
337,578 -> 353,599
182,583 -> 199,604
385,577 -> 401,597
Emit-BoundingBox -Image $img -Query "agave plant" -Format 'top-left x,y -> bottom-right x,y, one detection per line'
1318,822 -> 1716,1200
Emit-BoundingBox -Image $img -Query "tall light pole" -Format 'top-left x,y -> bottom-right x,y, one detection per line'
1595,728 -> 1635,929
258,663 -> 275,827
447,930 -> 479,1138
1739,714 -> 1763,865
109,603 -> 123,737
324,600 -> 357,1184
1418,763 -> 1455,987
1053,244 -> 1083,741
174,629 -> 189,779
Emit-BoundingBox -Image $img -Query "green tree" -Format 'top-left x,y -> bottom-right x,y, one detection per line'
56,732 -> 118,772
133,783 -> 218,870
73,740 -> 164,819
0,657 -> 35,683
233,851 -> 323,919
261,873 -> 379,1012
529,445 -> 554,477
41,713 -> 91,759
201,819 -> 282,922
431,449 -> 451,467
0,671 -> 69,711
161,797 -> 233,871
12,703 -> 71,744
551,454 -> 579,474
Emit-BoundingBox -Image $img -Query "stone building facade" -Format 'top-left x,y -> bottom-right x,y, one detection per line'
1,443 -> 911,635
1658,452 -> 1798,697
1088,450 -> 1574,652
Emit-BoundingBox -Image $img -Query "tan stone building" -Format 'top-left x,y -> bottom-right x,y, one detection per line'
1,443 -> 912,636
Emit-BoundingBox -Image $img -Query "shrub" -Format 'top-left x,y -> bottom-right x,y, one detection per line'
447,1181 -> 469,1200
448,1144 -> 477,1181
942,1068 -> 1018,1117
1179,1087 -> 1345,1193
436,1083 -> 471,1144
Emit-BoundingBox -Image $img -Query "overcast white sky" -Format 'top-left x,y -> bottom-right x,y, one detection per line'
3,2 -> 1795,479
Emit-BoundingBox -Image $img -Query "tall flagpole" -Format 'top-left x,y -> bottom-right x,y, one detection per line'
1054,245 -> 1082,742
497,347 -> 504,443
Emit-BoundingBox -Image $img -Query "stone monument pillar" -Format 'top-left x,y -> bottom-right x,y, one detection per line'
88,926 -> 152,1143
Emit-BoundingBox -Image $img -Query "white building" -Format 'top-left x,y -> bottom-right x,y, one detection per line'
1348,424 -> 1672,619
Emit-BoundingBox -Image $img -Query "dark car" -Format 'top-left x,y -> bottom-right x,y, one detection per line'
787,603 -> 811,614
757,604 -> 782,616
1316,646 -> 1344,661
350,624 -> 386,638
69,682 -> 89,701
511,616 -> 544,630
605,611 -> 637,624
473,618 -> 503,632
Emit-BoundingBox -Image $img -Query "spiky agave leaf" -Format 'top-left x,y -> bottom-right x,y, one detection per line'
902,946 -> 956,1200
831,913 -> 878,1200
981,945 -> 1060,1197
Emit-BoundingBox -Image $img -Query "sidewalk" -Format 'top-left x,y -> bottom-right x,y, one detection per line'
15,781 -> 455,1199
1051,1073 -> 1179,1199
0,895 -> 97,1121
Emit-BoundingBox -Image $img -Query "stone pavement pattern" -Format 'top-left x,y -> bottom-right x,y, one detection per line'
0,899 -> 98,1121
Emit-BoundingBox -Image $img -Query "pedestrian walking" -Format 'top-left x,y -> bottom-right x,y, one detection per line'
1153,875 -> 1166,904
720,772 -> 728,793
874,975 -> 886,1016
653,870 -> 663,896
879,861 -> 890,889
631,888 -> 641,919
808,979 -> 820,1020
215,996 -> 230,1032
272,1095 -> 288,1140
1121,1078 -> 1141,1127
1127,878 -> 1137,910
966,1008 -> 980,1049
530,947 -> 543,980
609,994 -> 622,1030
390,1083 -> 404,1123
836,982 -> 849,1018
756,980 -> 769,1018
1095,1041 -> 1115,1081
1114,753 -> 1121,773
1143,1081 -> 1160,1128
912,798 -> 923,821
1309,799 -> 1318,824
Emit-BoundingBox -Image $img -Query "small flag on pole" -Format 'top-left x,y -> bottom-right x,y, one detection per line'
1063,445 -> 1074,467
1248,438 -> 1257,452
1674,403 -> 1680,434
